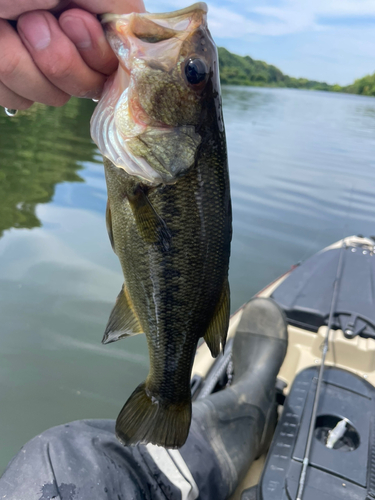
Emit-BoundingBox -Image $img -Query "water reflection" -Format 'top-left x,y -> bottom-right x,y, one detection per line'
222,85 -> 277,114
0,98 -> 151,473
0,99 -> 96,237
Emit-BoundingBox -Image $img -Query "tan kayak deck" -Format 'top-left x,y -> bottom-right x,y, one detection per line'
191,236 -> 375,498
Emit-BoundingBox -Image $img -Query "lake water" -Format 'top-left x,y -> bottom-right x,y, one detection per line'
1,87 -> 375,472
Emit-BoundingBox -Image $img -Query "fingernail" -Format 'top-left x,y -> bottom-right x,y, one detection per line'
19,13 -> 51,50
60,16 -> 92,49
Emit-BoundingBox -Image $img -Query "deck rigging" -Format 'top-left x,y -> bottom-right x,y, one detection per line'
296,240 -> 347,500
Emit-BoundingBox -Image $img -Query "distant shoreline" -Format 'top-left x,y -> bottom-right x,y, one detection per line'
218,47 -> 375,97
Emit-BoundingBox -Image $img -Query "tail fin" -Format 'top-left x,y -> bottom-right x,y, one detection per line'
115,382 -> 191,449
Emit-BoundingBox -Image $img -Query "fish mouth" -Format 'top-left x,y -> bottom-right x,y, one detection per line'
101,3 -> 208,29
90,3 -> 209,185
102,2 -> 208,73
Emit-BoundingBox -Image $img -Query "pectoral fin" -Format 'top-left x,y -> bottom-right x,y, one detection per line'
128,187 -> 171,252
103,285 -> 143,344
204,279 -> 230,358
106,199 -> 116,253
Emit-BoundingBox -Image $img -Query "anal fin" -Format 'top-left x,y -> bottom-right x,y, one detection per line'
204,279 -> 230,358
103,285 -> 143,344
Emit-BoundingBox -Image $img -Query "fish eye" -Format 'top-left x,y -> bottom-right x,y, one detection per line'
185,58 -> 208,86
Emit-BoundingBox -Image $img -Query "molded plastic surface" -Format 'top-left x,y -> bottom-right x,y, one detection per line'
272,242 -> 375,338
259,366 -> 375,499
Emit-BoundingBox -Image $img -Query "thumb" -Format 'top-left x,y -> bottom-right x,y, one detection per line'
62,0 -> 146,14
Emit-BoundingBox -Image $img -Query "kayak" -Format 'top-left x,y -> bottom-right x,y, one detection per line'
191,235 -> 375,500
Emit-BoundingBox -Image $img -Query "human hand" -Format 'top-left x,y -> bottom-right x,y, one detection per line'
0,0 -> 145,110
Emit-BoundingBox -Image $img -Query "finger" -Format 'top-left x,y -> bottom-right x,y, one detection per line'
0,19 -> 70,106
0,0 -> 59,20
0,81 -> 33,110
0,0 -> 145,20
64,0 -> 146,14
18,11 -> 106,99
59,9 -> 118,76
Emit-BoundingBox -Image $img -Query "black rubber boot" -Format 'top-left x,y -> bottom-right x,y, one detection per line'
185,297 -> 288,498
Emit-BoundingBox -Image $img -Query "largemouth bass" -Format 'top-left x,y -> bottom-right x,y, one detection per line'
90,2 -> 232,448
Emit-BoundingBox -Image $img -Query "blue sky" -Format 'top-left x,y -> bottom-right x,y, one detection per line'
145,0 -> 375,85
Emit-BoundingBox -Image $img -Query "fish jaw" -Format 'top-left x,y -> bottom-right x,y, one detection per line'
103,3 -> 208,72
90,3 -> 222,186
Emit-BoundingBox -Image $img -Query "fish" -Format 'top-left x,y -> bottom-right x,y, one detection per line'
90,2 -> 232,448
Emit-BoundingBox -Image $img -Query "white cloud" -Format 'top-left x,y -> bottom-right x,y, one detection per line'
301,0 -> 375,16
250,0 -> 375,35
207,5 -> 259,37
207,3 -> 313,37
206,0 -> 375,37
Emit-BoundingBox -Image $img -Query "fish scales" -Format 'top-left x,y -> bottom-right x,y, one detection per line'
91,2 -> 231,448
104,125 -> 230,397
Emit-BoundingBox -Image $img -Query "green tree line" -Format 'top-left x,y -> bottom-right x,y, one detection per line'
218,47 -> 375,96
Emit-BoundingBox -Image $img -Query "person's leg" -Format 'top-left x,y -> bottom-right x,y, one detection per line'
0,418 -> 196,500
180,297 -> 288,498
0,298 -> 287,500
